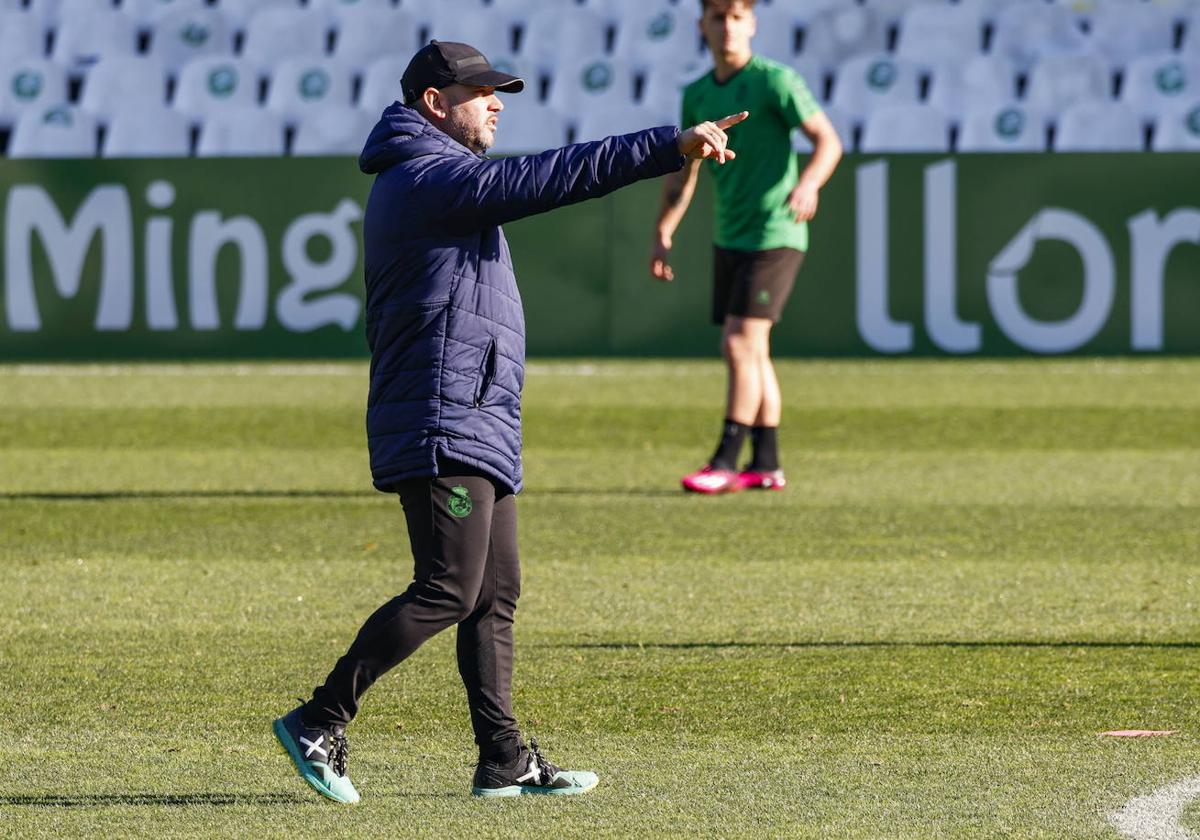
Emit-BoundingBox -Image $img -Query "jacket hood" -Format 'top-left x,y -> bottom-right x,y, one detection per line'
359,102 -> 474,174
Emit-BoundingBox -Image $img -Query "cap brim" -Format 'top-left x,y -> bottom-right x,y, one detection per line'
459,70 -> 524,94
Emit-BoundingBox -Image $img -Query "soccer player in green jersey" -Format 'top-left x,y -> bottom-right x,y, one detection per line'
652,0 -> 843,494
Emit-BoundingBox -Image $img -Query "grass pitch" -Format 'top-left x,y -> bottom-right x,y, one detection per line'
1,359 -> 1198,839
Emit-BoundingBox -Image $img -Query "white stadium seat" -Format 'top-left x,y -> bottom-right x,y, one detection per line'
266,58 -> 355,123
573,103 -> 675,143
895,2 -> 986,72
357,55 -> 410,113
991,3 -> 1088,70
547,56 -> 637,114
518,6 -> 609,78
0,10 -> 46,61
1086,5 -> 1176,70
1026,53 -> 1112,115
1152,101 -> 1200,150
800,6 -> 889,73
0,57 -> 68,128
487,96 -> 569,155
102,104 -> 192,157
1054,100 -> 1143,150
150,7 -> 235,73
241,8 -> 329,76
332,8 -> 422,73
792,104 -> 854,153
173,56 -> 259,120
197,105 -> 286,156
292,104 -> 376,156
423,9 -> 519,61
308,0 -> 395,28
958,101 -> 1048,151
860,0 -> 944,29
860,103 -> 951,152
926,55 -> 1018,118
123,0 -> 209,28
830,54 -> 922,120
9,105 -> 97,157
80,56 -> 170,118
52,6 -> 138,67
640,53 -> 713,119
612,4 -> 703,72
1121,53 -> 1200,124
214,0 -> 303,30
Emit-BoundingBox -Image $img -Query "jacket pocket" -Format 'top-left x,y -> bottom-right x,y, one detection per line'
474,338 -> 497,407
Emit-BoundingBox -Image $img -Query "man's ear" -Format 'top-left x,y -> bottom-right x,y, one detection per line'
421,87 -> 449,119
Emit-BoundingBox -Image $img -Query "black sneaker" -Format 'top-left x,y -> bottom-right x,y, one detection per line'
471,739 -> 599,797
272,706 -> 360,804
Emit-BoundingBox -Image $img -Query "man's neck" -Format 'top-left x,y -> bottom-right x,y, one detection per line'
712,50 -> 752,83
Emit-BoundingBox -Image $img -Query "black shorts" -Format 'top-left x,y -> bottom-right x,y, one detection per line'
711,246 -> 804,325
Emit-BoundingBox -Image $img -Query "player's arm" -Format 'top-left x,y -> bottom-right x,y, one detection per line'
787,110 -> 843,222
650,158 -> 701,282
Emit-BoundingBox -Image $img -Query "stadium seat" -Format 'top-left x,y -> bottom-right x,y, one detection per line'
860,103 -> 951,152
423,9 -> 519,60
573,103 -> 675,143
611,4 -> 703,73
214,0 -> 303,30
122,0 -> 209,28
101,104 -> 192,157
487,96 -> 570,155
173,56 -> 259,120
1151,101 -> 1200,150
518,6 -> 609,79
750,4 -> 800,64
241,8 -> 329,76
79,55 -> 170,118
196,105 -> 286,156
640,53 -> 713,119
926,55 -> 1019,118
1026,53 -> 1112,115
792,57 -> 828,104
547,56 -> 636,114
0,57 -> 68,129
51,5 -> 138,67
266,58 -> 355,123
0,10 -> 46,61
830,54 -> 921,120
150,7 -> 235,74
991,3 -> 1088,70
958,101 -> 1048,151
357,55 -> 408,114
792,104 -> 854,152
1085,5 -> 1176,70
308,0 -> 395,28
800,6 -> 889,73
895,2 -> 986,72
332,7 -> 421,73
859,0 -> 944,29
1053,100 -> 1143,150
1121,53 -> 1200,124
8,105 -> 97,157
1179,10 -> 1200,54
292,104 -> 376,155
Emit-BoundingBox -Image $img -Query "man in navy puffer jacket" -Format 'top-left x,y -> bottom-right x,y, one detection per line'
273,40 -> 748,802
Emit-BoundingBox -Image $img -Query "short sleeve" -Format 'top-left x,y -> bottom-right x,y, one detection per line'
774,66 -> 822,127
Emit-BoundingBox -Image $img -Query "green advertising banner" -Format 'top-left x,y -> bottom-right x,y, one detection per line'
2,154 -> 1198,359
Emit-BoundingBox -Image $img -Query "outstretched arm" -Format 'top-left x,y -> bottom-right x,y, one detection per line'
787,110 -> 843,222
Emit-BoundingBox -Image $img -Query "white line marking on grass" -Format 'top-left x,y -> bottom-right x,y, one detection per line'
1110,776 -> 1200,840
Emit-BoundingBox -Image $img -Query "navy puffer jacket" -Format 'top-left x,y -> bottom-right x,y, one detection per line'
359,103 -> 684,493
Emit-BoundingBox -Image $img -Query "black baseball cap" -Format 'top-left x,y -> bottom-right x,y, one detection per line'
401,40 -> 524,105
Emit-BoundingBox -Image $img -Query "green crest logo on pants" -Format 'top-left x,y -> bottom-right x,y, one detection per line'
448,486 -> 473,518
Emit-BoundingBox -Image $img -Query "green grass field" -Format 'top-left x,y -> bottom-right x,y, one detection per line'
1,359 -> 1198,839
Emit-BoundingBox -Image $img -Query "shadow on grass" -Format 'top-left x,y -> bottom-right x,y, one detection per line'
550,640 -> 1200,650
0,792 -> 309,808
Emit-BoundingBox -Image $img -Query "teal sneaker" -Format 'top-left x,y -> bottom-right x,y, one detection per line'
273,707 -> 360,804
471,739 -> 599,797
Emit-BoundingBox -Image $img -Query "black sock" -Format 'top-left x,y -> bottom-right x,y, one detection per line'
749,426 -> 779,471
709,419 -> 750,471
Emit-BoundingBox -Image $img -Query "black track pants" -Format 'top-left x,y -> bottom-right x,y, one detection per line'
303,466 -> 522,759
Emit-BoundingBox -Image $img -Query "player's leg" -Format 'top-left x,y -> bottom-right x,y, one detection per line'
463,492 -> 598,797
275,463 -> 497,802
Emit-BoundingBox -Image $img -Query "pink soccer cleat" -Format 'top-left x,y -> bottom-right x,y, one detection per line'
681,466 -> 742,494
737,469 -> 787,490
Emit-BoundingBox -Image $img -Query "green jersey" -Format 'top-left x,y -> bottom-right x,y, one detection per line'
681,55 -> 822,253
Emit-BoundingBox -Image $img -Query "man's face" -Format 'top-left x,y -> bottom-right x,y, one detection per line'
439,84 -> 503,153
700,1 -> 756,59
